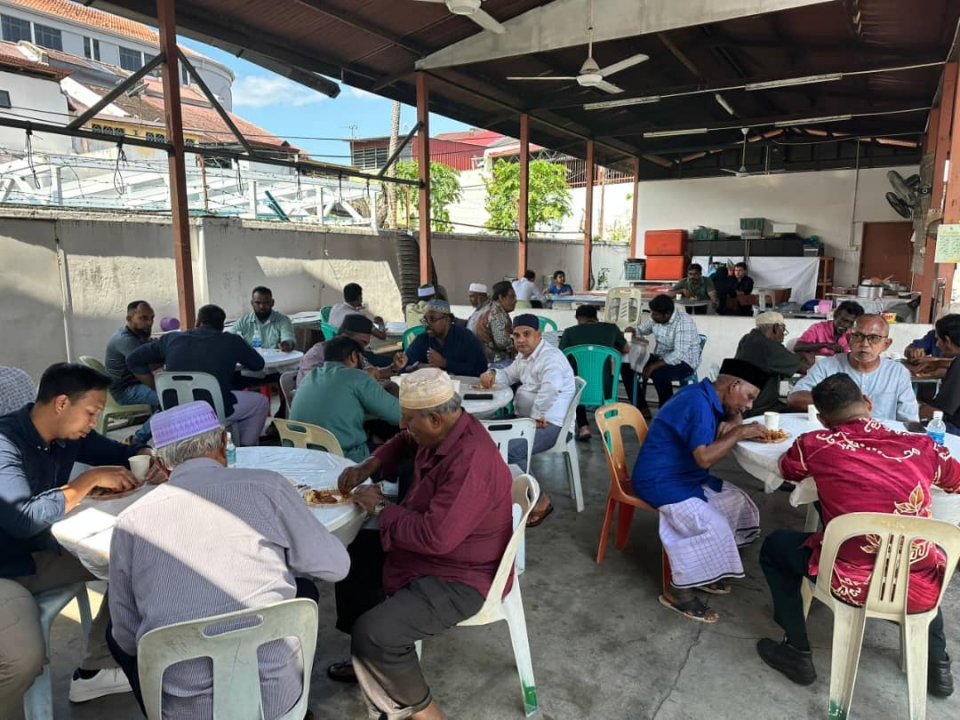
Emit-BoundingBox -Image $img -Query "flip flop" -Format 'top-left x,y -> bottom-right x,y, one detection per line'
696,581 -> 732,596
526,502 -> 554,528
326,661 -> 357,683
658,594 -> 719,624
576,429 -> 592,442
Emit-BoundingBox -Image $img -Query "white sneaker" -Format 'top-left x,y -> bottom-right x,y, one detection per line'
69,668 -> 132,703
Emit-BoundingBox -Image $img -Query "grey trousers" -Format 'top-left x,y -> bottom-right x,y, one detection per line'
351,576 -> 484,720
0,579 -> 44,717
507,422 -> 562,472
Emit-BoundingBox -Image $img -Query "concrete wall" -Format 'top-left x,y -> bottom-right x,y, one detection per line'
0,69 -> 72,156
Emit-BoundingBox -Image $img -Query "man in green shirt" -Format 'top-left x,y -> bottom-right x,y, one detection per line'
734,312 -> 812,417
229,286 -> 296,351
290,336 -> 401,462
671,264 -> 718,313
559,304 -> 628,440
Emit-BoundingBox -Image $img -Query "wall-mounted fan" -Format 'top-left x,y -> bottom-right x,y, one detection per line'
885,170 -> 926,219
412,0 -> 505,34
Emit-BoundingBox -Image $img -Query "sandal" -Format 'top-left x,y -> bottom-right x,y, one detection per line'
576,428 -> 592,442
526,502 -> 554,528
696,581 -> 731,595
658,594 -> 719,624
326,661 -> 357,683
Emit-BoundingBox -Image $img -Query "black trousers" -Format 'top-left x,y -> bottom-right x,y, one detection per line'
760,530 -> 947,659
623,355 -> 694,407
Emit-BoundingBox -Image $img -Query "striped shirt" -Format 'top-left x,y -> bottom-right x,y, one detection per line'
109,458 -> 350,719
635,310 -> 701,369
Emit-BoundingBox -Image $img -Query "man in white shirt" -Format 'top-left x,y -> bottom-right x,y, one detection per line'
512,270 -> 546,308
330,283 -> 387,340
480,314 -> 575,526
787,314 -> 919,422
466,282 -> 490,332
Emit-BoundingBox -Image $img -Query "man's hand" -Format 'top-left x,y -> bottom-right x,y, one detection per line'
338,458 -> 379,494
426,348 -> 446,368
534,417 -> 548,429
479,370 -> 496,388
75,466 -> 139,493
642,360 -> 664,380
351,484 -> 386,514
365,367 -> 380,379
374,316 -> 385,327
905,346 -> 925,361
736,423 -> 770,442
143,458 -> 169,485
829,343 -> 844,353
279,340 -> 295,353
392,352 -> 408,371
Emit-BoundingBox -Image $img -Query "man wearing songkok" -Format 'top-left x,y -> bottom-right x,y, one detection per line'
480,314 -> 576,526
631,359 -> 770,623
108,401 -> 349,717
465,282 -> 490,332
331,368 -> 513,720
787,313 -> 918,422
405,284 -> 438,328
405,299 -> 488,378
757,374 -> 960,696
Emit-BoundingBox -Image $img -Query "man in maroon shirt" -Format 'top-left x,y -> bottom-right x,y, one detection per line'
332,368 -> 514,720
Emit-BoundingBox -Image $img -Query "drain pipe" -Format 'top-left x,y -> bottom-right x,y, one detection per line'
56,234 -> 75,361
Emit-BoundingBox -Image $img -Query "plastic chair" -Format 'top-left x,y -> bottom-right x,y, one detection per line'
154,371 -> 239,439
799,513 -> 960,720
403,325 -> 426,350
272,418 -> 345,456
593,403 -> 672,592
540,377 -> 586,512
604,287 -> 646,330
319,305 -> 333,322
23,583 -> 93,720
534,315 -> 558,332
419,475 -> 541,717
78,356 -> 153,435
279,370 -> 297,408
633,334 -> 707,406
483,418 -> 537,575
320,321 -> 338,341
138,598 -> 318,720
562,345 -> 622,407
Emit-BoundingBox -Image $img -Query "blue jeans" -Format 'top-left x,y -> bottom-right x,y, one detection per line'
111,384 -> 159,443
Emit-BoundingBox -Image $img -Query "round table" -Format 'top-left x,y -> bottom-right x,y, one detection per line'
240,348 -> 304,378
453,376 -> 514,419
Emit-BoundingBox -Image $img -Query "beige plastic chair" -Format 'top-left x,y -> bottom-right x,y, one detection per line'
418,475 -> 540,716
801,512 -> 960,720
279,371 -> 297,408
540,377 -> 586,512
78,356 -> 153,435
603,286 -> 646,330
137,598 -> 318,720
272,418 -> 344,456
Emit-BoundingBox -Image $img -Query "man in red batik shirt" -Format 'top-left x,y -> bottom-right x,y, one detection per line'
757,373 -> 960,697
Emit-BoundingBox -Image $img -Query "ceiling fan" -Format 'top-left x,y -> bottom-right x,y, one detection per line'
505,0 -> 648,94
412,0 -> 506,34
721,128 -> 784,177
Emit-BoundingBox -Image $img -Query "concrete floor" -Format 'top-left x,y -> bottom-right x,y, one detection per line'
31,416 -> 960,720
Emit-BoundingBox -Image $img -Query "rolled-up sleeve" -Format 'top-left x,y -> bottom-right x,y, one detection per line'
0,437 -> 66,538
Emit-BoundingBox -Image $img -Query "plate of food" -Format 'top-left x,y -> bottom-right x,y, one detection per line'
287,477 -> 310,491
748,428 -> 791,444
88,486 -> 142,500
302,487 -> 352,507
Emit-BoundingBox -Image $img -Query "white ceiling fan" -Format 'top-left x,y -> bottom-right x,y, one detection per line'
412,0 -> 506,34
721,128 -> 784,177
505,0 -> 648,94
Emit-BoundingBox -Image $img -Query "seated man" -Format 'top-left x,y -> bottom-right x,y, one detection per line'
757,374 -> 959,696
330,283 -> 387,340
405,300 -> 488,378
475,281 -> 517,364
0,363 -> 153,703
629,294 -> 702,414
0,579 -> 44,715
559,304 -> 628,440
332,369 -> 513,719
671,263 -> 718,312
0,365 -> 35,415
631,359 -> 770,623
793,300 -> 863,357
404,284 -> 438,329
735,312 -> 811,417
718,262 -> 755,316
108,401 -> 350,716
291,336 -> 401,463
481,313 -> 576,526
904,304 -> 960,384
513,269 -> 546,308
787,314 -> 918,422
127,304 -> 271,446
297,314 -> 405,387
104,300 -> 159,444
546,270 -> 574,296
465,282 -> 489,332
229,286 -> 296,351
920,313 -> 960,432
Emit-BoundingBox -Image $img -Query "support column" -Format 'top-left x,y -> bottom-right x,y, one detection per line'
629,156 -> 640,257
416,72 -> 432,285
583,140 -> 595,291
938,63 -> 960,313
518,112 -> 530,277
157,0 -> 195,327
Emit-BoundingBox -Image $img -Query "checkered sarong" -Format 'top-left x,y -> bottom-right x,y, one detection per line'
657,483 -> 760,589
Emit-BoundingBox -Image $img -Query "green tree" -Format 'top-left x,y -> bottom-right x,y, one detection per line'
394,160 -> 462,232
483,158 -> 573,233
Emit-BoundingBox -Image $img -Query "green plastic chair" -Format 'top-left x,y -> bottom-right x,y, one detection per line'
320,321 -> 338,340
535,315 -> 558,332
562,345 -> 622,407
319,305 -> 333,322
403,325 -> 426,350
78,356 -> 153,435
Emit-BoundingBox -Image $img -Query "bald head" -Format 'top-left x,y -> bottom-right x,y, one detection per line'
847,314 -> 891,366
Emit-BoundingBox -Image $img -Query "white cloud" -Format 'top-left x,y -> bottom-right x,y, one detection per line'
233,75 -> 327,108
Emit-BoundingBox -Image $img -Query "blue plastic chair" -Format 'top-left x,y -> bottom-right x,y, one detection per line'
403,325 -> 426,351
535,316 -> 558,332
320,321 -> 338,340
633,334 -> 707,406
319,305 -> 333,322
562,345 -> 622,407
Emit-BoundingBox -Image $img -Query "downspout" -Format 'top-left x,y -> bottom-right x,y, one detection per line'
55,232 -> 74,361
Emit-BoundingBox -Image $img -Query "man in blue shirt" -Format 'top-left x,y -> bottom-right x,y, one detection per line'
104,299 -> 159,444
631,359 -> 769,624
404,300 -> 488,378
0,363 -> 152,704
127,304 -> 270,446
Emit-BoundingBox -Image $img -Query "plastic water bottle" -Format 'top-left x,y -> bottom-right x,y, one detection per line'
251,325 -> 263,349
226,432 -> 237,467
928,411 -> 946,446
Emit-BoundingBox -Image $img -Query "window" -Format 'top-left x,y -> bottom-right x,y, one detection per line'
0,90 -> 10,109
33,23 -> 62,51
180,63 -> 189,86
83,37 -> 100,61
118,46 -> 143,72
1,14 -> 30,43
351,145 -> 390,170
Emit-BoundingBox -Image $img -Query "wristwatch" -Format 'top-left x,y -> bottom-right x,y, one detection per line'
372,499 -> 388,516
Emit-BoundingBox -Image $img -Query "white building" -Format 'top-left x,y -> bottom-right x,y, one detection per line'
0,42 -> 71,155
0,0 -> 234,108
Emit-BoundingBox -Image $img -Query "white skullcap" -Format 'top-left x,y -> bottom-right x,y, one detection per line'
417,284 -> 435,298
399,368 -> 455,410
469,283 -> 488,293
755,311 -> 785,327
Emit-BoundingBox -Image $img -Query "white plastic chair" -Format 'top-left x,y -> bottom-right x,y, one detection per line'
483,418 -> 537,574
418,475 -> 541,717
540,377 -> 586,512
801,513 -> 960,720
279,370 -> 297,408
137,598 -> 318,720
23,584 -> 92,720
154,371 -> 241,439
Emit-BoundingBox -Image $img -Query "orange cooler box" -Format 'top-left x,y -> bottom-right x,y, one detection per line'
644,229 -> 688,256
645,255 -> 687,280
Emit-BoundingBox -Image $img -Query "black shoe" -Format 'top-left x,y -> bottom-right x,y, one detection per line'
757,637 -> 817,686
929,654 -> 954,697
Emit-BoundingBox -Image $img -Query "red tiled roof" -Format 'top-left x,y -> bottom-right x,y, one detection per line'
433,128 -> 505,147
5,0 -> 159,44
0,39 -> 67,78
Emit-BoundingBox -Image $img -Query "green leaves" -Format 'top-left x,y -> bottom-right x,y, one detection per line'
394,160 -> 463,232
483,159 -> 573,234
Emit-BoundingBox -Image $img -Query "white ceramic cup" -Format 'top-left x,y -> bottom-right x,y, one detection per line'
675,293 -> 683,301
808,404 -> 819,423
764,412 -> 781,431
129,455 -> 150,481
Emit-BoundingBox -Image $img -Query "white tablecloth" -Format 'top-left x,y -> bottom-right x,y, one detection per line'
455,376 -> 514,419
240,349 -> 303,378
51,448 -> 365,580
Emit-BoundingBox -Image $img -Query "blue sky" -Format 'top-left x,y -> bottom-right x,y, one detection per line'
180,39 -> 472,162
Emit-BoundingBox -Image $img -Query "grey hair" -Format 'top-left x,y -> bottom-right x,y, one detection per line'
414,393 -> 462,417
155,427 -> 224,469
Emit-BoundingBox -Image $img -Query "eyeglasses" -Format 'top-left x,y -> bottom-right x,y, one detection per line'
421,314 -> 450,325
848,332 -> 888,345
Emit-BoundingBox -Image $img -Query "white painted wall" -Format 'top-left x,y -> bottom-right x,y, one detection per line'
0,69 -> 72,154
